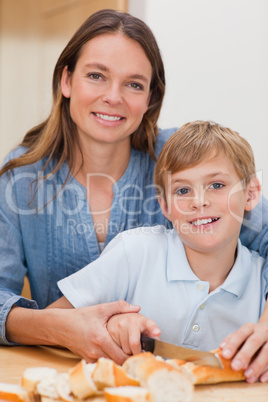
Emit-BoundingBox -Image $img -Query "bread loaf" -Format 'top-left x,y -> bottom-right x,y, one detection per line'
167,348 -> 245,385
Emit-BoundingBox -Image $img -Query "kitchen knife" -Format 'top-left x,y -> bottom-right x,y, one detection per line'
141,335 -> 223,369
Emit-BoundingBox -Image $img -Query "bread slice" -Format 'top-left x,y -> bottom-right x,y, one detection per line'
36,375 -> 59,399
92,358 -> 140,390
105,386 -> 151,402
122,353 -> 193,402
21,367 -> 58,392
136,358 -> 193,402
56,373 -> 73,402
0,382 -> 30,402
179,348 -> 245,385
69,360 -> 97,399
122,352 -> 155,380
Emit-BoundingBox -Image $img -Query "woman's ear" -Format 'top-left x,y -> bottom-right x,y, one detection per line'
61,66 -> 71,98
158,196 -> 171,221
244,177 -> 261,212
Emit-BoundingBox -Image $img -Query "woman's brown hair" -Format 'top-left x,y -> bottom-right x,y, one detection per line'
0,9 -> 165,182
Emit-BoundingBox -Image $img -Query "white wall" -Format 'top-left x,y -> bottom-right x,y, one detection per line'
129,0 -> 268,198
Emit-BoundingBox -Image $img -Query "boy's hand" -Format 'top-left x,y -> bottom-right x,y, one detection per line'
107,312 -> 161,356
220,322 -> 268,383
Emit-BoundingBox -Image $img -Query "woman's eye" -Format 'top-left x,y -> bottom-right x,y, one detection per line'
88,73 -> 102,80
129,82 -> 143,90
175,187 -> 190,195
210,182 -> 224,190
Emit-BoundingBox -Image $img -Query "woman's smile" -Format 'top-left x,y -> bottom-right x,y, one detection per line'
92,112 -> 125,126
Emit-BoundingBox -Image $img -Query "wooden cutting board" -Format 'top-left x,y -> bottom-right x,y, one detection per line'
1,346 -> 268,401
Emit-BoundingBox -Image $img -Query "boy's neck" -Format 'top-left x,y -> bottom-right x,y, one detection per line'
184,241 -> 238,292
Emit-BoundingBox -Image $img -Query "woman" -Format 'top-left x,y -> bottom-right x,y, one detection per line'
0,9 -> 268,380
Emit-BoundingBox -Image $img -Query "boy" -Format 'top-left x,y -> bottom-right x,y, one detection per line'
56,121 -> 265,376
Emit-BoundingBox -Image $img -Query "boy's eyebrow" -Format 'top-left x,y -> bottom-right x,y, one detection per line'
171,172 -> 231,184
84,63 -> 149,83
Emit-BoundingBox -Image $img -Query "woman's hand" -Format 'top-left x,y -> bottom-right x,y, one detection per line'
220,322 -> 268,383
51,301 -> 143,365
6,300 -> 140,365
107,312 -> 161,356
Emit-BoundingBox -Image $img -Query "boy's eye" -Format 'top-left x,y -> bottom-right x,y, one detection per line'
175,187 -> 190,195
129,82 -> 143,90
210,182 -> 224,190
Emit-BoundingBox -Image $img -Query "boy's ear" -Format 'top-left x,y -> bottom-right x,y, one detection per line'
244,177 -> 261,212
158,197 -> 171,221
61,66 -> 71,98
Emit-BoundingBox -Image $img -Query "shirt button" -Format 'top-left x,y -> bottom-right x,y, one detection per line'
192,324 -> 200,332
200,304 -> 206,310
197,284 -> 204,291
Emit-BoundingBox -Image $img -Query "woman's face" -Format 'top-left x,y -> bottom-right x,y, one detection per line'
61,33 -> 152,149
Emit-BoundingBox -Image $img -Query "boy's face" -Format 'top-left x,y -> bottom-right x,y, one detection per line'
159,154 -> 259,255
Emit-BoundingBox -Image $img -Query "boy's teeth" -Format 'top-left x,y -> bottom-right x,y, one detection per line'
192,218 -> 213,226
96,113 -> 121,121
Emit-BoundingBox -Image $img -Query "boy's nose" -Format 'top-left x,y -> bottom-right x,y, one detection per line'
190,189 -> 210,210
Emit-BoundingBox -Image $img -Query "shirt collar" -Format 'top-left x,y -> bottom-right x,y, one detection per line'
219,240 -> 252,297
166,230 -> 199,281
166,233 -> 251,297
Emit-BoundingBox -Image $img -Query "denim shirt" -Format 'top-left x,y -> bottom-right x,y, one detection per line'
0,127 -> 268,345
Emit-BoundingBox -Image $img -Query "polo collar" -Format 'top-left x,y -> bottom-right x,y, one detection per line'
166,232 -> 251,297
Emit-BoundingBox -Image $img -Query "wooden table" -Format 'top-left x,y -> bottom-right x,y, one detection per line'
0,345 -> 268,401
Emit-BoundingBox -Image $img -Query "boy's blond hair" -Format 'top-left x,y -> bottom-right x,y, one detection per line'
154,121 -> 256,199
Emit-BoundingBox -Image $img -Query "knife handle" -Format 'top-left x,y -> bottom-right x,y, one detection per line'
140,335 -> 155,353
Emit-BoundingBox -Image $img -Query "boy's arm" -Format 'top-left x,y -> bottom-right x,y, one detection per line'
107,313 -> 161,356
220,301 -> 268,383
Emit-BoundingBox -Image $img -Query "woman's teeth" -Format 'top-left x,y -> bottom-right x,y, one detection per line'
191,218 -> 218,226
95,113 -> 121,121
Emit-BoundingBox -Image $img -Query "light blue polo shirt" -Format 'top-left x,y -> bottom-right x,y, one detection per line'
58,225 -> 266,351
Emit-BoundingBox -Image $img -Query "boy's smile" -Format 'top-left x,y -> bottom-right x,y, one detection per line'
159,154 -> 256,256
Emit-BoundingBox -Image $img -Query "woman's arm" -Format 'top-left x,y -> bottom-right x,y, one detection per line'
6,300 -> 140,364
232,194 -> 268,382
240,194 -> 268,293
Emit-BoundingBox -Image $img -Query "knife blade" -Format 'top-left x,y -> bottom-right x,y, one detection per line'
141,335 -> 223,369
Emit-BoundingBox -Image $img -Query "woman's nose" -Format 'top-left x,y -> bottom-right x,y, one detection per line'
102,83 -> 123,105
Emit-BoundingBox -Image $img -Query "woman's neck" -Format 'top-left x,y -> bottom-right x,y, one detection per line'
71,137 -> 132,244
73,138 -> 131,186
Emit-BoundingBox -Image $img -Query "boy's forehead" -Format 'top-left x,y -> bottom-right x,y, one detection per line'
163,155 -> 239,183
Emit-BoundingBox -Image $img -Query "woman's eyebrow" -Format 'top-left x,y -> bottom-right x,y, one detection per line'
84,62 -> 108,71
84,63 -> 149,83
127,74 -> 149,83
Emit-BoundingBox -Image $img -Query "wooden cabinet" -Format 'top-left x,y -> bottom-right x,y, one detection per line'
0,0 -> 127,163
